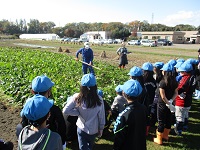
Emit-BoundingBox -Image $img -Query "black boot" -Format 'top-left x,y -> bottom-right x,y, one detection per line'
174,121 -> 184,136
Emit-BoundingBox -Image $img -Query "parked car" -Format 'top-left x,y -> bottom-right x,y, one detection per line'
127,40 -> 141,45
78,38 -> 89,42
149,40 -> 157,46
93,39 -> 104,44
157,39 -> 172,46
71,38 -> 79,42
64,38 -> 71,42
140,39 -> 156,47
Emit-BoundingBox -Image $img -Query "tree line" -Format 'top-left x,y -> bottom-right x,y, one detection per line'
0,19 -> 199,39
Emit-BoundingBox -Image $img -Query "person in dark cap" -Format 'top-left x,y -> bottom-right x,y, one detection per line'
18,95 -> 62,150
63,74 -> 105,150
113,80 -> 147,150
16,75 -> 67,148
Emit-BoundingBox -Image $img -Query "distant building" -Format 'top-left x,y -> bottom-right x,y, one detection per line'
80,31 -> 111,42
138,31 -> 200,44
19,34 -> 60,40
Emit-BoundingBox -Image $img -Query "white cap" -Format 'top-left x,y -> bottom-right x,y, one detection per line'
84,42 -> 90,49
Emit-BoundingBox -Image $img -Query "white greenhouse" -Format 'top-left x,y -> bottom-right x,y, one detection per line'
19,34 -> 60,40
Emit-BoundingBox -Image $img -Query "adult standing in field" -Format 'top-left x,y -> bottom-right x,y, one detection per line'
16,75 -> 67,148
63,74 -> 105,150
116,42 -> 128,69
154,63 -> 178,145
76,42 -> 95,75
18,94 -> 62,150
113,80 -> 147,150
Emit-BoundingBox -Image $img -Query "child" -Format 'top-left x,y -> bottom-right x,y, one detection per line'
18,95 -> 62,150
174,62 -> 196,135
154,63 -> 178,145
111,85 -> 128,120
113,79 -> 147,150
63,74 -> 105,150
142,62 -> 157,135
16,75 -> 66,148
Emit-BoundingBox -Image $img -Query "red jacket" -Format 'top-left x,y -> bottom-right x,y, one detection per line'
175,74 -> 195,107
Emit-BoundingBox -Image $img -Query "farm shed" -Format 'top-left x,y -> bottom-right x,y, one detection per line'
19,34 -> 60,40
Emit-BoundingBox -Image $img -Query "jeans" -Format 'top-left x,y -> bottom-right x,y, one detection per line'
77,127 -> 97,150
82,64 -> 95,75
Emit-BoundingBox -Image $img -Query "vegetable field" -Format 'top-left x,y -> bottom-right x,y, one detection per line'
0,47 -> 127,107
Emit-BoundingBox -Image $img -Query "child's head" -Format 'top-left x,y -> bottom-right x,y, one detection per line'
128,66 -> 143,79
21,94 -> 53,127
31,75 -> 54,97
122,80 -> 142,101
115,85 -> 123,95
177,62 -> 193,76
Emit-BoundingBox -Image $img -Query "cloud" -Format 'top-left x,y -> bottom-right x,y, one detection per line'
161,11 -> 200,27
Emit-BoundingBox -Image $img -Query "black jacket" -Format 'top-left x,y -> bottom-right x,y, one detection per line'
113,101 -> 147,150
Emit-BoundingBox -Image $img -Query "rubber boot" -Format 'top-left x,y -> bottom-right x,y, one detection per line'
153,130 -> 163,145
163,128 -> 170,140
146,126 -> 150,136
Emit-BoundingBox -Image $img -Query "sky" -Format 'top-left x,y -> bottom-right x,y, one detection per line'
0,0 -> 200,27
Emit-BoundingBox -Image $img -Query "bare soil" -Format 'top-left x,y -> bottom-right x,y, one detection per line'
0,102 -> 20,150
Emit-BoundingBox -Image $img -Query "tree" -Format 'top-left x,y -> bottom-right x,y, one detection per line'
28,19 -> 40,33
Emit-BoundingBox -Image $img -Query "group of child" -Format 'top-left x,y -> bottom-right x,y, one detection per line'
1,48 -> 200,150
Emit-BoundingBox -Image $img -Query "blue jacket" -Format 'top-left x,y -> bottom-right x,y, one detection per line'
76,48 -> 93,63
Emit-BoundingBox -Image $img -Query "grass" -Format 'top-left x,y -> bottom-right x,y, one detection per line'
0,39 -> 200,149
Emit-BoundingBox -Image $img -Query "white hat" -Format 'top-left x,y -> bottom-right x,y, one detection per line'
84,42 -> 90,49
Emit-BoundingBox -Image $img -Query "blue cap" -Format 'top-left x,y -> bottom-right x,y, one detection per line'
142,62 -> 153,71
21,94 -> 53,121
97,89 -> 103,97
128,66 -> 142,76
176,58 -> 185,63
115,85 -> 123,93
185,58 -> 199,65
153,62 -> 164,69
122,80 -> 142,97
81,74 -> 96,86
178,62 -> 193,72
32,75 -> 55,92
168,59 -> 177,67
160,63 -> 174,72
174,62 -> 184,68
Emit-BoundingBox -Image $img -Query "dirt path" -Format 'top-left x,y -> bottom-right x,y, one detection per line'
0,102 -> 20,149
